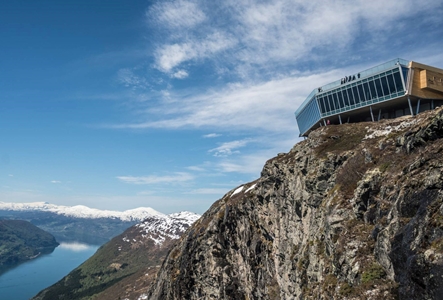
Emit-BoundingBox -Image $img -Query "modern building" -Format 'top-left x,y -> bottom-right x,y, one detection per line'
295,58 -> 443,137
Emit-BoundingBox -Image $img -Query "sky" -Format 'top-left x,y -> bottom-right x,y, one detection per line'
1,0 -> 443,214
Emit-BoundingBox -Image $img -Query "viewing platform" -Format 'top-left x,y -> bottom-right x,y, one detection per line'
295,58 -> 443,137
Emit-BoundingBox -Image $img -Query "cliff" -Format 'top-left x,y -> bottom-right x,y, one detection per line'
144,107 -> 443,300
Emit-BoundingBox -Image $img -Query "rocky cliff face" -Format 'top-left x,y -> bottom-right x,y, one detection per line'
144,107 -> 443,300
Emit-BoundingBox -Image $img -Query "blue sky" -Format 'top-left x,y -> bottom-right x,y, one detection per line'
1,0 -> 443,214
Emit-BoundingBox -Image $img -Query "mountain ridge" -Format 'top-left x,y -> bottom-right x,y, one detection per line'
0,202 -> 167,222
0,202 -> 199,245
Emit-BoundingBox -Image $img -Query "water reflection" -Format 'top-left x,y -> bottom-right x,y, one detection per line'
0,243 -> 98,300
59,242 -> 92,251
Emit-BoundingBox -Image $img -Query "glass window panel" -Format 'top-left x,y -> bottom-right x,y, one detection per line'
324,95 -> 331,112
352,86 -> 360,104
381,76 -> 390,95
375,77 -> 384,97
387,74 -> 396,93
402,67 -> 409,84
336,91 -> 344,108
342,89 -> 349,107
328,95 -> 335,111
357,84 -> 365,102
393,71 -> 404,92
363,82 -> 371,100
332,93 -> 340,109
347,88 -> 354,105
319,97 -> 326,113
369,79 -> 377,99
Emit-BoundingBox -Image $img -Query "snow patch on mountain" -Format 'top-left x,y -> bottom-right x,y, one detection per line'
0,201 -> 165,222
133,212 -> 201,246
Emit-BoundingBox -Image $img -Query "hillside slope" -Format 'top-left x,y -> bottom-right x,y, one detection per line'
32,212 -> 200,300
143,107 -> 443,300
0,219 -> 59,272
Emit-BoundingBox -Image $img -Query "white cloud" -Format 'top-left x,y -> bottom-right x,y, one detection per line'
203,133 -> 221,138
148,0 -> 206,30
116,172 -> 194,184
51,180 -> 61,184
154,31 -> 237,73
171,69 -> 189,79
8,174 -> 13,177
117,68 -> 148,89
146,0 -> 440,78
209,140 -> 250,157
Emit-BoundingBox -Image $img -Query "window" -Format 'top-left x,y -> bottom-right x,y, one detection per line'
357,84 -> 365,102
319,96 -> 326,113
375,77 -> 384,97
328,94 -> 335,111
336,91 -> 345,108
369,79 -> 378,99
393,71 -> 404,92
387,74 -> 396,93
332,93 -> 340,109
342,88 -> 350,106
352,85 -> 360,104
325,95 -> 331,112
363,81 -> 372,100
381,76 -> 390,96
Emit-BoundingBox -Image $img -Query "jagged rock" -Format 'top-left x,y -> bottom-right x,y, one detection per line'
132,108 -> 443,300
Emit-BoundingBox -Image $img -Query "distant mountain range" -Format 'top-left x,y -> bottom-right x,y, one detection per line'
0,202 -> 164,221
0,202 -> 198,245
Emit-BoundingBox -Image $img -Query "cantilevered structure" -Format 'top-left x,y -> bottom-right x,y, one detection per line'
295,58 -> 443,137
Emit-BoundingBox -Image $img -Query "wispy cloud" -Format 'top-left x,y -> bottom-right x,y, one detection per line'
146,0 -> 440,79
171,69 -> 189,79
108,70 -> 341,134
154,31 -> 237,73
148,0 -> 206,30
117,172 -> 194,184
117,68 -> 149,90
209,140 -> 250,157
186,166 -> 206,172
51,180 -> 61,184
203,133 -> 221,138
8,174 -> 13,177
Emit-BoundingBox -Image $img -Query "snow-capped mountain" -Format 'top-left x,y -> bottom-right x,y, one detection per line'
0,202 -> 201,246
0,201 -> 164,222
133,211 -> 200,246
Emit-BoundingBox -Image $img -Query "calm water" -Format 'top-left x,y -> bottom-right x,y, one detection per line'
0,242 -> 98,300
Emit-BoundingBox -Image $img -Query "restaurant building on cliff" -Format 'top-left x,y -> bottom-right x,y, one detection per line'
295,58 -> 443,137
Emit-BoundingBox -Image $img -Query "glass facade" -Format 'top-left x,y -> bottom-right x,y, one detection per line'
295,58 -> 409,136
296,95 -> 321,136
317,67 -> 406,117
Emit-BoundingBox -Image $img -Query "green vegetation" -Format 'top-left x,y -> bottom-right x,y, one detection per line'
0,219 -> 59,271
361,262 -> 386,283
